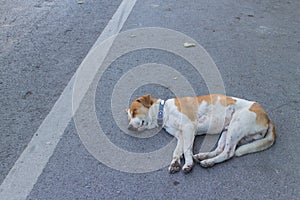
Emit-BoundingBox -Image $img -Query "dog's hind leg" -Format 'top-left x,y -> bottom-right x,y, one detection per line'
193,130 -> 227,162
200,131 -> 238,168
199,110 -> 257,167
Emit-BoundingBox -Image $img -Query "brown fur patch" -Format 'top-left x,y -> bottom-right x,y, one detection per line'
136,94 -> 152,108
174,95 -> 237,121
249,103 -> 270,128
129,94 -> 158,118
130,101 -> 145,118
197,94 -> 237,106
174,97 -> 199,121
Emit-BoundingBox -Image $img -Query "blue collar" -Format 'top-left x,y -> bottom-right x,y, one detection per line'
157,100 -> 165,126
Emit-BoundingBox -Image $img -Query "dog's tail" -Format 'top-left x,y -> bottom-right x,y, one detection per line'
235,121 -> 276,157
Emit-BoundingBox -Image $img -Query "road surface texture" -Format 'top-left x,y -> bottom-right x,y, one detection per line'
0,0 -> 299,199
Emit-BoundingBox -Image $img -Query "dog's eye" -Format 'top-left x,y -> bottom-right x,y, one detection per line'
141,120 -> 145,125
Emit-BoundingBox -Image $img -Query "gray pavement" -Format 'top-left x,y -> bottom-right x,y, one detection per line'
1,0 -> 299,199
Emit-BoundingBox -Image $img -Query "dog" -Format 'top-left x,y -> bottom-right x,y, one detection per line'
126,94 -> 276,173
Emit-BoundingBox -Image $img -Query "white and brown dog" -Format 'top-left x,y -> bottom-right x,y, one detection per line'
127,94 -> 276,173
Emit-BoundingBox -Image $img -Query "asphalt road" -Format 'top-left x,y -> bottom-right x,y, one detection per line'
1,0 -> 299,199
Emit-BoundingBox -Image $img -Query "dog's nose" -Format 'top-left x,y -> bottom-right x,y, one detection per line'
128,124 -> 137,131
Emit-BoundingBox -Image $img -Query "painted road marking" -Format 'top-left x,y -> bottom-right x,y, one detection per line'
0,0 -> 137,199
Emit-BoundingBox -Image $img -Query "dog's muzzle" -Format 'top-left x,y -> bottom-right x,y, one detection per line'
128,124 -> 138,131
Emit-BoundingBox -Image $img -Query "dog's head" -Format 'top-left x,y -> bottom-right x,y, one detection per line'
126,94 -> 157,131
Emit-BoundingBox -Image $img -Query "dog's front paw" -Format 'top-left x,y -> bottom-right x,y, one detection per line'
200,160 -> 215,168
182,163 -> 194,173
169,161 -> 181,174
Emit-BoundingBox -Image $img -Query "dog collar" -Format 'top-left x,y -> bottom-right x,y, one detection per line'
157,100 -> 165,126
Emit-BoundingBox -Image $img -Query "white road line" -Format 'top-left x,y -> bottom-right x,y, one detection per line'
0,0 -> 137,199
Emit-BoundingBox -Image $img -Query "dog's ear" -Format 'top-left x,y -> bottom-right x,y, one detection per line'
136,94 -> 152,108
